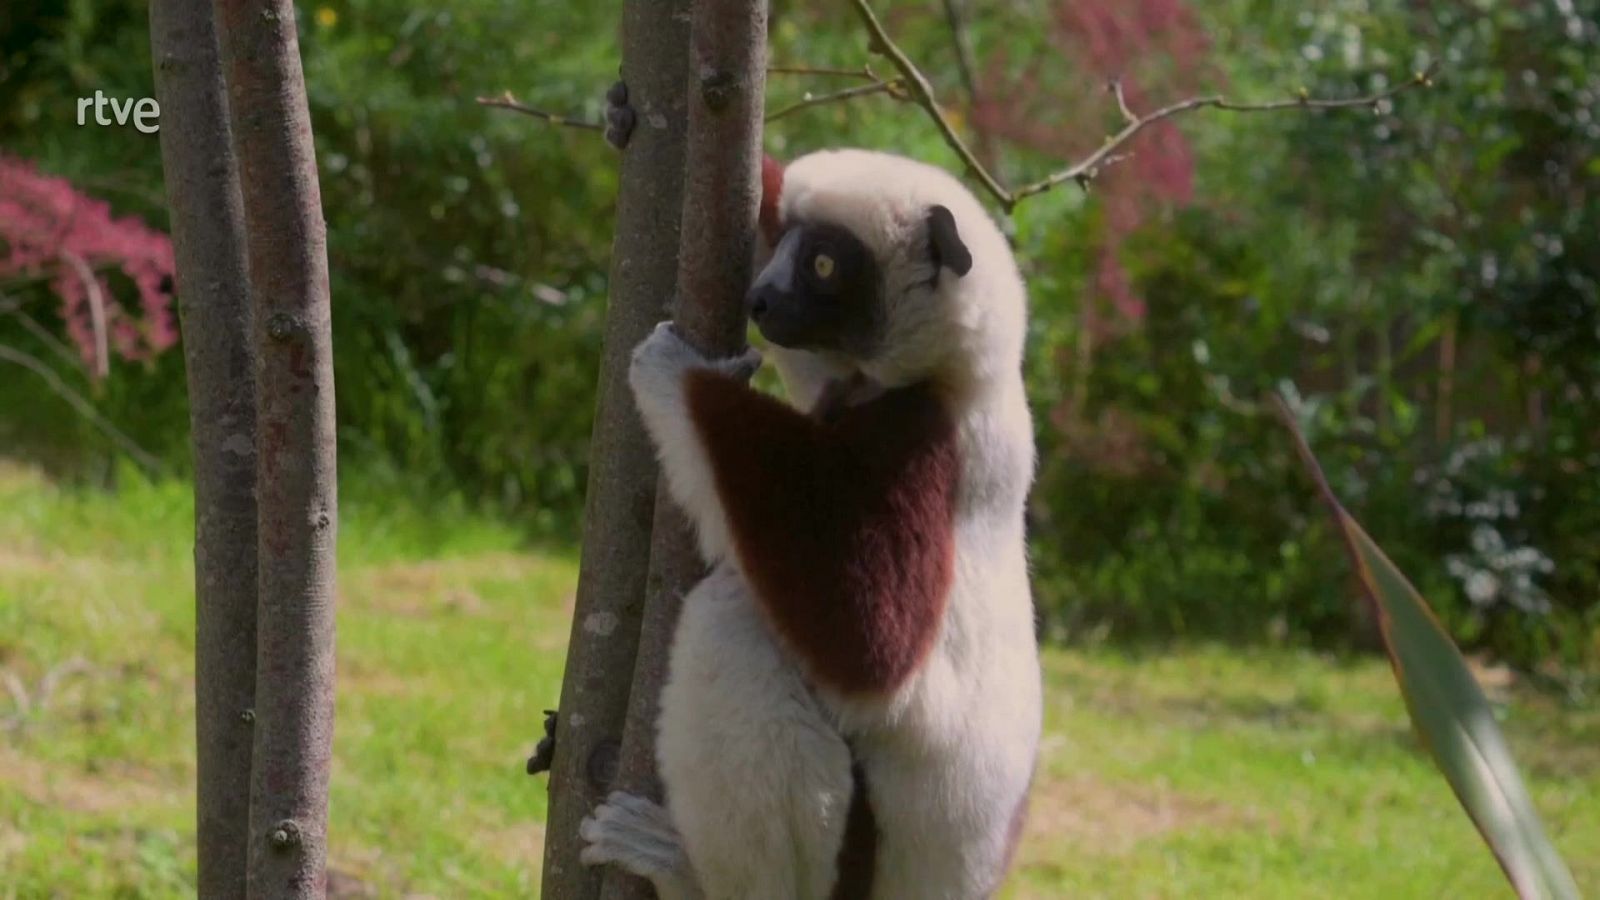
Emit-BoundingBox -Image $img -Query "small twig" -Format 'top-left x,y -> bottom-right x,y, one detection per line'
768,64 -> 880,81
59,251 -> 109,380
1204,373 -> 1266,417
65,175 -> 170,210
1010,68 -> 1437,204
2,671 -> 28,721
938,0 -> 981,105
766,79 -> 905,122
848,0 -> 1011,206
849,0 -> 1437,212
1110,78 -> 1137,125
0,344 -> 163,474
1,294 -> 90,375
485,67 -> 887,133
1,657 -> 91,733
475,92 -> 603,130
0,260 -> 122,296
16,310 -> 90,374
36,658 -> 92,710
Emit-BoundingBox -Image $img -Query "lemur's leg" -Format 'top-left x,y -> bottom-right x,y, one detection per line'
627,322 -> 760,563
656,567 -> 854,900
580,791 -> 703,900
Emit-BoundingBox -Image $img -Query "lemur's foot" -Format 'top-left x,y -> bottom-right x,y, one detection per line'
580,791 -> 702,899
604,80 -> 636,150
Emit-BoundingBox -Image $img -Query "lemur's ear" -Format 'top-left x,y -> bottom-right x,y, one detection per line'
926,205 -> 972,277
760,154 -> 786,247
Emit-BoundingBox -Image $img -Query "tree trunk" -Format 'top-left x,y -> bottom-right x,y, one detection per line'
539,1 -> 692,897
212,2 -> 339,897
149,2 -> 257,895
598,0 -> 769,896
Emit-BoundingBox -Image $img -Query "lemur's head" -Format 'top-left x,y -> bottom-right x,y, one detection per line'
752,149 -> 1026,395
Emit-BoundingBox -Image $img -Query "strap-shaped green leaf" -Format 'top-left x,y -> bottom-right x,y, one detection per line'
1276,397 -> 1580,900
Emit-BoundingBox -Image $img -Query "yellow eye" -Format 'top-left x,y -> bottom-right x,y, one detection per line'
812,253 -> 836,279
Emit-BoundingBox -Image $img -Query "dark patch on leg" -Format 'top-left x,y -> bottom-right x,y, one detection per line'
988,774 -> 1035,896
1001,788 -> 1030,870
830,762 -> 877,900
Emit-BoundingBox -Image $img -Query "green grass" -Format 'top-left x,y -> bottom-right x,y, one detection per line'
0,461 -> 1594,898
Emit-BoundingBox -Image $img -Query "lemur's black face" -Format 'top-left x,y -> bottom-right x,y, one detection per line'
746,205 -> 972,358
747,221 -> 885,356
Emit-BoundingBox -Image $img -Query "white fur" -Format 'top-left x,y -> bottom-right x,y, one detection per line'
777,149 -> 1028,403
627,325 -> 761,563
583,149 -> 1041,899
580,791 -> 701,900
659,565 -> 855,899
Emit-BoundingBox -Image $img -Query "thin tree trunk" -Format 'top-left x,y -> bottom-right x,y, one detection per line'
212,2 -> 339,896
149,1 -> 258,896
540,0 -> 692,895
599,0 -> 769,896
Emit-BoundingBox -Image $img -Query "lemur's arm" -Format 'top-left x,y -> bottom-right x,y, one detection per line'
629,322 -> 959,695
629,323 -> 763,564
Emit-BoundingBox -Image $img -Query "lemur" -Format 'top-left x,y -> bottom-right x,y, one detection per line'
580,148 -> 1041,900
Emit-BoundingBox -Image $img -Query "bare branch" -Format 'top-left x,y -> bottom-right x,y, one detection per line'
1010,65 -> 1440,204
486,67 -> 884,133
847,0 -> 1011,205
475,92 -> 604,130
849,0 -> 1437,212
0,344 -> 163,473
0,293 -> 89,375
1110,78 -> 1137,125
59,251 -> 109,380
765,78 -> 904,122
15,310 -> 90,374
939,0 -> 981,104
1,657 -> 92,734
1,671 -> 27,727
768,64 -> 879,80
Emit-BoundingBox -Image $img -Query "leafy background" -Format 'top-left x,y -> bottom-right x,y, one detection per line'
2,0 -> 1596,676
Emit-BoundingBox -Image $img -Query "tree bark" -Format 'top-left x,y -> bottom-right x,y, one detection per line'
149,4 -> 258,892
212,2 -> 339,897
598,0 -> 769,896
540,1 -> 692,898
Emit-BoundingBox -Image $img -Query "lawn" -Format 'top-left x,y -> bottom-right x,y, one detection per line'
0,460 -> 1594,898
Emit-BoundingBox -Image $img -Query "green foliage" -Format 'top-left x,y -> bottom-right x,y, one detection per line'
1016,0 -> 1599,671
3,464 -> 1596,896
2,1 -> 1595,669
0,462 -> 566,896
1282,402 -> 1580,899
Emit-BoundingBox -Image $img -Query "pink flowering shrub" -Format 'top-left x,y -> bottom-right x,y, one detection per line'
973,0 -> 1209,335
0,155 -> 178,374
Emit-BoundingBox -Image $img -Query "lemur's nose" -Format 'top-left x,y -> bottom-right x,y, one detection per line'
746,284 -> 782,319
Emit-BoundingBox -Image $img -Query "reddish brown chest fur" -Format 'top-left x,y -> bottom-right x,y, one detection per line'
684,371 -> 961,696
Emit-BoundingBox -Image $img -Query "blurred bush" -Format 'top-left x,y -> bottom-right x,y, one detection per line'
1016,0 -> 1599,672
1,0 -> 1594,671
